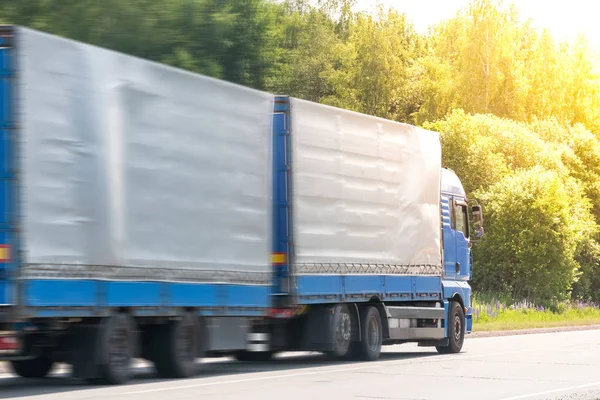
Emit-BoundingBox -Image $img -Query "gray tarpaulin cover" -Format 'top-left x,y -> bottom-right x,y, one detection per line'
291,99 -> 443,276
17,28 -> 274,284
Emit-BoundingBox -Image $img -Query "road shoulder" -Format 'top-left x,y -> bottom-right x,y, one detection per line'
469,324 -> 600,338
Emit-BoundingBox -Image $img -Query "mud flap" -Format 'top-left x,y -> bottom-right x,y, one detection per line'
300,306 -> 335,352
70,325 -> 101,380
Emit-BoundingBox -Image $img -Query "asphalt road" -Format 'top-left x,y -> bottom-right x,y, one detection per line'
0,329 -> 599,400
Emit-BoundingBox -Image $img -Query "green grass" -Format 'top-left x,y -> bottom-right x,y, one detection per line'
472,297 -> 600,332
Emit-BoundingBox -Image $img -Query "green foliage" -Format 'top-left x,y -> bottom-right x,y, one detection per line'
474,168 -> 595,301
423,0 -> 600,130
472,300 -> 600,332
0,0 -> 280,90
572,238 -> 600,302
427,109 -> 600,301
2,0 -> 600,302
424,110 -> 567,194
331,8 -> 426,121
267,0 -> 350,101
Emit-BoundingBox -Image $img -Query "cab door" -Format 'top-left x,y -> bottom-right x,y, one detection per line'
442,194 -> 458,279
452,198 -> 471,281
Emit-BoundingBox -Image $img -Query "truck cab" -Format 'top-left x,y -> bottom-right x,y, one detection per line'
440,168 -> 481,335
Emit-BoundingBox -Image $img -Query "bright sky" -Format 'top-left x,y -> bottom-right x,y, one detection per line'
354,0 -> 600,46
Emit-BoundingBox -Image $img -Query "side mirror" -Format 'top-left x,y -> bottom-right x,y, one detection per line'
472,205 -> 483,225
471,204 -> 484,238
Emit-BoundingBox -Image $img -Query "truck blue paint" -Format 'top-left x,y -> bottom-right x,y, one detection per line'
271,97 -> 293,301
0,29 -> 17,307
0,26 -> 483,384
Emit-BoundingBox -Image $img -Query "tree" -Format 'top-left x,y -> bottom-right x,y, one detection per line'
0,0 -> 279,90
267,0 -> 351,101
424,110 -> 565,195
420,0 -> 600,134
474,168 -> 595,302
332,7 -> 425,122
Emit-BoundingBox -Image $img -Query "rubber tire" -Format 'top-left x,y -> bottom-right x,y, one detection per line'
436,301 -> 465,354
354,306 -> 383,361
234,350 -> 273,362
153,313 -> 201,379
10,355 -> 54,378
95,314 -> 137,385
330,304 -> 354,359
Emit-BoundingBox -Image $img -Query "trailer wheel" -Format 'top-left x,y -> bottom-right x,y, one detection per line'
355,306 -> 383,361
329,304 -> 354,358
95,314 -> 137,385
436,301 -> 465,354
10,355 -> 54,378
153,313 -> 201,379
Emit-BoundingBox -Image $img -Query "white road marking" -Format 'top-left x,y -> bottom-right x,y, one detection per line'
499,381 -> 600,400
121,346 -> 554,395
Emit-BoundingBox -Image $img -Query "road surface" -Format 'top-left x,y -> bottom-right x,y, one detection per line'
0,329 -> 599,400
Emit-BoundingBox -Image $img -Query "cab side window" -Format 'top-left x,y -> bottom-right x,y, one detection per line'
454,202 -> 469,238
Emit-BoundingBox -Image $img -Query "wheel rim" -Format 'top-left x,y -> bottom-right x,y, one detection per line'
109,325 -> 130,369
453,314 -> 462,343
367,314 -> 381,353
336,310 -> 351,350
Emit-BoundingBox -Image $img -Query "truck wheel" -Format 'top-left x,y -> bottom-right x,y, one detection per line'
95,314 -> 137,385
355,306 -> 383,361
10,355 -> 54,378
330,304 -> 353,358
153,313 -> 201,379
436,301 -> 465,354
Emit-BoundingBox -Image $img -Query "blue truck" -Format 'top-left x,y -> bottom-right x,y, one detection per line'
0,26 -> 483,384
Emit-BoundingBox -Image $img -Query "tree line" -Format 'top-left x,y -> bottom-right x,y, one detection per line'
3,0 -> 600,304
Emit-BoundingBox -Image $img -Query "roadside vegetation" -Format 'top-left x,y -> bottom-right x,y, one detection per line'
2,0 -> 600,324
472,295 -> 600,331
